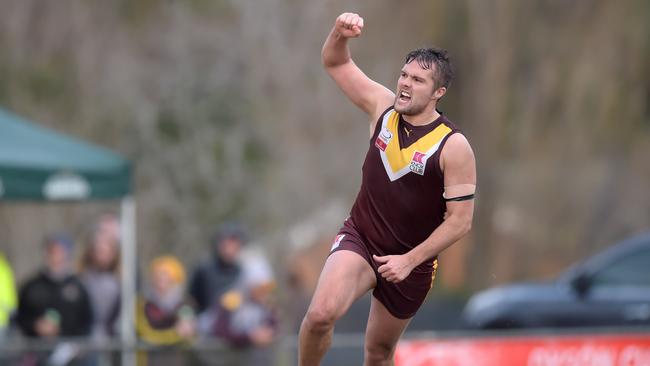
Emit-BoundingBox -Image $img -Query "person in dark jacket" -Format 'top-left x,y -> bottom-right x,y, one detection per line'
17,234 -> 93,338
189,222 -> 246,324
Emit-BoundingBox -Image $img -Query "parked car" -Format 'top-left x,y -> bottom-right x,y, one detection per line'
462,232 -> 650,329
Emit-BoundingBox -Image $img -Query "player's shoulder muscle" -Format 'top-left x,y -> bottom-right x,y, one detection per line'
440,133 -> 476,183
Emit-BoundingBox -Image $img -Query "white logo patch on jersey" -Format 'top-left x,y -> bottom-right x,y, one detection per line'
374,128 -> 393,152
330,234 -> 345,252
408,151 -> 427,175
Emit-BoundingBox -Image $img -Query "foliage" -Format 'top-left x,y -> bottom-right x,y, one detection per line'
0,0 -> 648,289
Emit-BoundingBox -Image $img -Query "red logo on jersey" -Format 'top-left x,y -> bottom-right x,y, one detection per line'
375,138 -> 387,151
412,151 -> 426,164
409,151 -> 427,175
375,129 -> 392,152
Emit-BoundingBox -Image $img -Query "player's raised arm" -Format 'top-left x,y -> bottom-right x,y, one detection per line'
322,13 -> 394,130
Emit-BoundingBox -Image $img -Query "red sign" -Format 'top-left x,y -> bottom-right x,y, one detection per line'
395,334 -> 650,366
375,136 -> 388,151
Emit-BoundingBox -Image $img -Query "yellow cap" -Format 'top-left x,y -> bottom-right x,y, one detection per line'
150,255 -> 186,284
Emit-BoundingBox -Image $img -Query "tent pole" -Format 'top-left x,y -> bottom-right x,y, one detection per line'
120,196 -> 136,366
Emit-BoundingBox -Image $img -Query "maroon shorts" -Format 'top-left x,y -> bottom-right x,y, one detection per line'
329,218 -> 438,319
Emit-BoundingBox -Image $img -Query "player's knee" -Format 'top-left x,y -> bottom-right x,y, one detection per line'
303,305 -> 337,333
364,341 -> 395,364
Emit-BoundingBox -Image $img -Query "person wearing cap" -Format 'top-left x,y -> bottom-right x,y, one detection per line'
16,234 -> 93,339
188,222 -> 247,320
136,255 -> 196,365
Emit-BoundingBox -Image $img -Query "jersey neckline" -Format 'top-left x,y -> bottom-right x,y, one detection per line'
400,109 -> 445,130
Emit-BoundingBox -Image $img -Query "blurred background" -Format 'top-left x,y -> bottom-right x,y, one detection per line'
0,0 -> 649,365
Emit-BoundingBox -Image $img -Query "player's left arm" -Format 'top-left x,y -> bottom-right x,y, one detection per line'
374,133 -> 476,283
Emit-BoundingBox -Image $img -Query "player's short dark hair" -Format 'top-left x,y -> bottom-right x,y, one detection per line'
405,47 -> 454,90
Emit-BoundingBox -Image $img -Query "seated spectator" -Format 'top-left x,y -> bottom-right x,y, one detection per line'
213,255 -> 278,348
0,250 -> 17,338
189,222 -> 247,327
17,234 -> 93,339
136,255 -> 196,365
80,214 -> 121,341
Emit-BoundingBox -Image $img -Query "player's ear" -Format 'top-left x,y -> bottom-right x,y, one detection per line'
432,86 -> 446,101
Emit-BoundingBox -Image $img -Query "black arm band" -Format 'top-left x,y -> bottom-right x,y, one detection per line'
444,193 -> 475,202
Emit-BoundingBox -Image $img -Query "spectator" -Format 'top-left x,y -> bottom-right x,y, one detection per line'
189,222 -> 246,319
0,250 -> 17,338
17,234 -> 93,338
136,255 -> 196,365
213,255 -> 278,348
80,214 -> 121,341
208,255 -> 278,366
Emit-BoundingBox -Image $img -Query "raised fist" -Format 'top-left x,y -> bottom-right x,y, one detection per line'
335,12 -> 364,38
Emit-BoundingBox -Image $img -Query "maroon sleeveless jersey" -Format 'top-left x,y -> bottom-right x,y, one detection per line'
349,107 -> 461,271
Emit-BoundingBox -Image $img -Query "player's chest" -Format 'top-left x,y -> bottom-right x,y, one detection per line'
370,120 -> 449,182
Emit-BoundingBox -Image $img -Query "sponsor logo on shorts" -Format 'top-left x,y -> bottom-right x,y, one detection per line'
374,128 -> 392,152
330,234 -> 345,252
409,151 -> 427,175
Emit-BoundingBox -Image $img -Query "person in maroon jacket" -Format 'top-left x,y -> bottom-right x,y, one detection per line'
298,12 -> 477,366
212,256 -> 278,348
136,256 -> 196,366
212,256 -> 278,366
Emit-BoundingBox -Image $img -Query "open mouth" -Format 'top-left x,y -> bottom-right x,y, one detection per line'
398,90 -> 411,103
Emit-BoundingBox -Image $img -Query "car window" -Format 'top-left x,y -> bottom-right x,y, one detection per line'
591,248 -> 650,286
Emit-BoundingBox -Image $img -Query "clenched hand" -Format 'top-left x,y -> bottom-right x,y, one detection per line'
335,12 -> 364,38
373,254 -> 416,283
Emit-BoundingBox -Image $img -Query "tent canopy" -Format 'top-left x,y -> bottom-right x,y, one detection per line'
0,108 -> 131,200
0,108 -> 137,363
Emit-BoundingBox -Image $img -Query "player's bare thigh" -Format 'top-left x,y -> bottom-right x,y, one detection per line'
306,250 -> 377,323
364,296 -> 412,365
